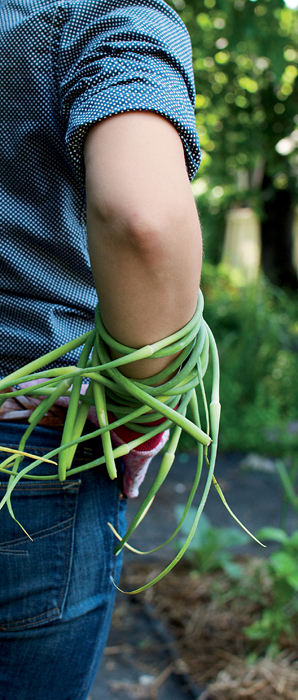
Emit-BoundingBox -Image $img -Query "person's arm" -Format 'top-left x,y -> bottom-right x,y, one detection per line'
84,111 -> 202,379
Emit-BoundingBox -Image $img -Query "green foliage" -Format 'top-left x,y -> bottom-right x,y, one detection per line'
175,510 -> 298,653
275,459 -> 298,525
180,263 -> 298,454
244,528 -> 298,650
174,507 -> 298,654
166,0 -> 298,262
167,0 -> 298,181
174,506 -> 249,577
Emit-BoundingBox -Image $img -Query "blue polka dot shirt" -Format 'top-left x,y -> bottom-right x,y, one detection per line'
0,0 -> 201,378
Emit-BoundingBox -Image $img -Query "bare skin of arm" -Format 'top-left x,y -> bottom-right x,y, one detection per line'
84,111 -> 202,380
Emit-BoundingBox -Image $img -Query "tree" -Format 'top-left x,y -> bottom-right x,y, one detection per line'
167,0 -> 298,288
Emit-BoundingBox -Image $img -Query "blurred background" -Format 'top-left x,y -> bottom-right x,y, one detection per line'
166,0 -> 298,460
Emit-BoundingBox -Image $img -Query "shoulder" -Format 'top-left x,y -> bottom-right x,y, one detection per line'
60,0 -> 189,37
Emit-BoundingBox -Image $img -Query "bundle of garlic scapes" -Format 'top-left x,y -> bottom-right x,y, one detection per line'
0,290 -> 262,593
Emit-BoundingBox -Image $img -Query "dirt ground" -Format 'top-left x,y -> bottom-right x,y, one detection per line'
89,451 -> 298,700
120,560 -> 298,700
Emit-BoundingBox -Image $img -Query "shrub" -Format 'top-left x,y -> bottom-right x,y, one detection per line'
181,263 -> 298,455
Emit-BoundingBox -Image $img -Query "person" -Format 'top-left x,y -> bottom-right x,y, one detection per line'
0,0 -> 202,698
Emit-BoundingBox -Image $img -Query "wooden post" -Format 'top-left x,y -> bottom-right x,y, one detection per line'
222,207 -> 261,283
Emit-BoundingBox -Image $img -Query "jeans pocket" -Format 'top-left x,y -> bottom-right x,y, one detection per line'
0,479 -> 81,631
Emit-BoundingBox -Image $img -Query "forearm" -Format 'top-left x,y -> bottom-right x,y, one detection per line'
84,112 -> 202,379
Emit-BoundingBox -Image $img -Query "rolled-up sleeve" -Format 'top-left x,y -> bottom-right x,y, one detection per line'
58,0 -> 201,184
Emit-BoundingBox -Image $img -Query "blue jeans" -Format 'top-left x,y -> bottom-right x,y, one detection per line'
0,422 -> 126,700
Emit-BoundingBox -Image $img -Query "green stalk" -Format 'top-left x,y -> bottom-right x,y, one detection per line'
94,291 -> 204,357
114,419 -> 186,555
4,376 -> 73,527
106,369 -> 210,446
0,405 -> 154,481
92,342 -> 117,480
58,330 -> 96,480
276,460 -> 298,516
0,423 -> 180,510
112,440 -> 215,594
110,391 -> 204,556
64,384 -> 94,470
0,333 -> 92,390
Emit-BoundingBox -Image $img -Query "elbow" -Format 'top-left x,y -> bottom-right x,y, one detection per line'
122,209 -> 175,264
88,196 -> 180,264
99,199 -> 189,268
86,183 -> 202,283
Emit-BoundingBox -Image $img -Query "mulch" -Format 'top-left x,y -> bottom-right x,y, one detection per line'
120,559 -> 298,700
